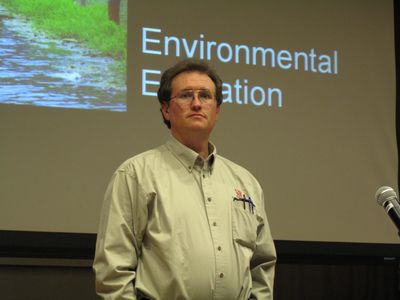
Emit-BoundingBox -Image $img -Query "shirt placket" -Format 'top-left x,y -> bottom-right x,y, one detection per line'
200,166 -> 227,300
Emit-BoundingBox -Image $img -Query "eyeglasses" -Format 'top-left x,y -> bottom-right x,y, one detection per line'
170,89 -> 215,104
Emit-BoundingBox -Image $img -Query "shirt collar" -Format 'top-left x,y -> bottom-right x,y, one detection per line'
165,135 -> 217,173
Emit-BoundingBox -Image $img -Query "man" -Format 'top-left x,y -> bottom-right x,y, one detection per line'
93,59 -> 276,299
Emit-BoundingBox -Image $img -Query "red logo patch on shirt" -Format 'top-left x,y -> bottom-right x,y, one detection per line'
234,188 -> 243,199
233,188 -> 255,214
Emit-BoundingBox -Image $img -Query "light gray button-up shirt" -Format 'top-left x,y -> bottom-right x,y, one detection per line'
93,136 -> 276,300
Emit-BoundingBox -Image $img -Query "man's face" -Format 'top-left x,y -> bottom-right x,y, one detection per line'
161,71 -> 220,140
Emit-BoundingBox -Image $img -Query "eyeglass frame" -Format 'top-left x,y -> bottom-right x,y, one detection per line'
169,89 -> 216,104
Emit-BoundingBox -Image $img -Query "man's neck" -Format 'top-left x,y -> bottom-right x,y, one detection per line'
172,131 -> 210,159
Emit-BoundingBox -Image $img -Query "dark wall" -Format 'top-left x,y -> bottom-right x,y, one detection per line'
1,233 -> 399,300
275,260 -> 400,300
0,264 -> 96,300
0,258 -> 398,300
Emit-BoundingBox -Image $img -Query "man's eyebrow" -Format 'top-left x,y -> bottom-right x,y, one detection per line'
179,88 -> 211,91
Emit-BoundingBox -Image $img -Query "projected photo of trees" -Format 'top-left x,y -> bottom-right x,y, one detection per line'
0,0 -> 127,111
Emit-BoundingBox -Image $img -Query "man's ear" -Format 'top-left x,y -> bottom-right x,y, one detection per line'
161,102 -> 170,120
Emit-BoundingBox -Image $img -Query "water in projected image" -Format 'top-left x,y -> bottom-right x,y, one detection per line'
0,4 -> 126,111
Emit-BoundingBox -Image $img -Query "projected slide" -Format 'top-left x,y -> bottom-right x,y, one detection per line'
0,0 -> 127,111
0,0 -> 397,245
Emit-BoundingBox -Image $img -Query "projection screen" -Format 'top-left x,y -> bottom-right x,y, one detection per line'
0,0 -> 398,245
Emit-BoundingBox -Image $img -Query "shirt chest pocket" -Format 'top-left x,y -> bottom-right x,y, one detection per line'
231,202 -> 259,251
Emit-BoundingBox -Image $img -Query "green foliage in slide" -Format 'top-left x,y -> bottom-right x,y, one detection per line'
0,0 -> 126,64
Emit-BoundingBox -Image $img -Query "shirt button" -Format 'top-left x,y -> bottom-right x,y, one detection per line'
217,246 -> 222,251
202,174 -> 206,178
213,222 -> 217,226
219,273 -> 224,278
207,197 -> 212,202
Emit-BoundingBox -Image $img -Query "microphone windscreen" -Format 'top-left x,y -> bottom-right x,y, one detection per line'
375,186 -> 397,206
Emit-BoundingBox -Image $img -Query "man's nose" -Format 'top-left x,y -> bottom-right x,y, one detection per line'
190,94 -> 202,108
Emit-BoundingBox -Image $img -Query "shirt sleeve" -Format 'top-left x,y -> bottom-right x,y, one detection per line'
249,190 -> 277,300
93,169 -> 148,300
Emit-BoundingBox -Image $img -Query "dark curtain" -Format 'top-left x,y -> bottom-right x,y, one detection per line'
275,260 -> 400,300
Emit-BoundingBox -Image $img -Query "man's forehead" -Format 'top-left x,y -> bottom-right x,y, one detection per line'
171,71 -> 215,91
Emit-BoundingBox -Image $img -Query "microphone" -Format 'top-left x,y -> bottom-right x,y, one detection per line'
375,186 -> 400,233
